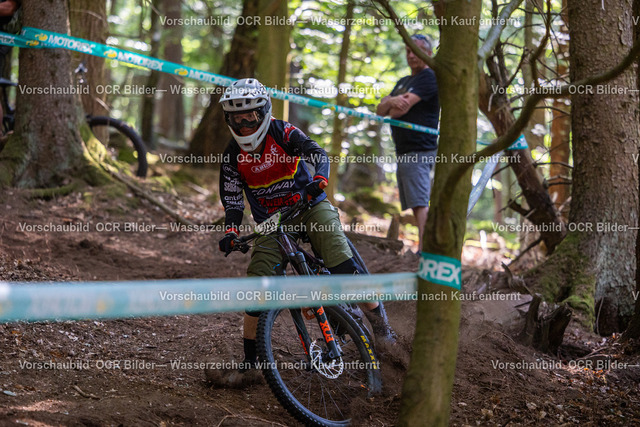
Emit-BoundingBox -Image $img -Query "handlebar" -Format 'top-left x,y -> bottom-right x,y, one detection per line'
226,191 -> 320,256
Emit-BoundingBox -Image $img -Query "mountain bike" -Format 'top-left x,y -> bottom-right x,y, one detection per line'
228,196 -> 382,427
0,64 -> 148,178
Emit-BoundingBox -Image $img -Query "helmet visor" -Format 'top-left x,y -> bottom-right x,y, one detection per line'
227,109 -> 263,133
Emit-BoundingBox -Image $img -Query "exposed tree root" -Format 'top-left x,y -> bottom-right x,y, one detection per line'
525,233 -> 595,328
107,170 -> 196,227
23,180 -> 82,199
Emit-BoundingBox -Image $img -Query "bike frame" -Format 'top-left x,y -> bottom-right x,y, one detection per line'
233,200 -> 344,363
272,224 -> 344,362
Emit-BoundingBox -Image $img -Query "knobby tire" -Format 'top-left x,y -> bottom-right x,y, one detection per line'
88,115 -> 148,177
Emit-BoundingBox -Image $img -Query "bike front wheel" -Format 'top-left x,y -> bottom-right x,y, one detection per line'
87,115 -> 148,177
256,305 -> 381,427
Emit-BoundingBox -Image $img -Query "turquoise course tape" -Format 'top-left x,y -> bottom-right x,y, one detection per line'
0,273 -> 418,322
3,28 -> 522,216
418,253 -> 462,290
0,32 -> 40,48
2,28 -> 533,146
467,135 -> 528,214
9,27 -> 438,136
477,134 -> 529,150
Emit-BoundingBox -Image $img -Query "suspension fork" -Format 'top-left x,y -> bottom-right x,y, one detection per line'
312,306 -> 343,360
289,308 -> 312,357
288,306 -> 343,362
277,231 -> 343,361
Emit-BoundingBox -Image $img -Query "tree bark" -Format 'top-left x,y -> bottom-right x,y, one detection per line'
140,0 -> 161,149
256,0 -> 290,120
157,0 -> 185,141
326,1 -> 353,202
521,0 -> 546,150
536,0 -> 639,334
623,0 -> 640,343
0,0 -> 108,188
475,1 -> 566,254
548,0 -> 571,218
397,1 -> 481,425
69,0 -> 107,118
569,0 -> 638,332
188,0 -> 259,161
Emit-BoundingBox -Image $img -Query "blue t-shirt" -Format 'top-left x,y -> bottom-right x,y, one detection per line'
390,67 -> 439,154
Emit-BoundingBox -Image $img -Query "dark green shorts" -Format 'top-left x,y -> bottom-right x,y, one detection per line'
247,200 -> 353,277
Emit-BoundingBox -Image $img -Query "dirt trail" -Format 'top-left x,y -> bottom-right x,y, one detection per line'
1,188 -> 639,426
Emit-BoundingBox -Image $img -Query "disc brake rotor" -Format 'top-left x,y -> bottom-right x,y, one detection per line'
309,340 -> 344,379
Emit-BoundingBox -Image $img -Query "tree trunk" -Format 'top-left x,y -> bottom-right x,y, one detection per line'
476,3 -> 566,253
69,0 -> 107,117
521,0 -> 547,150
109,0 -> 118,18
188,0 -> 259,161
140,0 -> 161,149
478,67 -> 567,253
568,0 -> 638,332
326,1 -> 353,202
622,0 -> 640,343
398,1 -> 481,425
0,0 -> 108,188
548,0 -> 571,218
493,169 -> 503,223
287,61 -> 309,132
536,0 -> 639,334
157,0 -> 185,141
256,0 -> 290,120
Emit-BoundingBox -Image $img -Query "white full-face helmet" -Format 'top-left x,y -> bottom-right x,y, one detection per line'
219,78 -> 273,152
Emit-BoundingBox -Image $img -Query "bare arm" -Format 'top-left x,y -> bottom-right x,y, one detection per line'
377,93 -> 413,116
388,92 -> 421,118
376,95 -> 395,116
0,0 -> 18,17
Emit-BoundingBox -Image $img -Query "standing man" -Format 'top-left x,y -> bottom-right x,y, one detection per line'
376,34 -> 439,253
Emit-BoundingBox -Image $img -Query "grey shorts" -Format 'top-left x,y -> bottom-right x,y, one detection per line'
396,149 -> 437,211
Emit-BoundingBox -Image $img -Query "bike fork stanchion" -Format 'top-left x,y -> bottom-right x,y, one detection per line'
312,306 -> 343,359
289,309 -> 312,356
289,252 -> 343,359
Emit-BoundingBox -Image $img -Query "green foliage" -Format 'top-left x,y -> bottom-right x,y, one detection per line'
105,0 -> 240,130
289,1 -> 439,158
95,1 -> 569,250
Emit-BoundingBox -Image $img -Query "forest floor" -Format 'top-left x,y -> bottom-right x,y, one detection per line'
0,175 -> 639,426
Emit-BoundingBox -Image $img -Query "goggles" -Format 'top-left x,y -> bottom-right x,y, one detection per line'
227,109 -> 263,131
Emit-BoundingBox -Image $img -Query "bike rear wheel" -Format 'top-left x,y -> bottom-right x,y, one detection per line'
256,305 -> 381,426
87,115 -> 148,177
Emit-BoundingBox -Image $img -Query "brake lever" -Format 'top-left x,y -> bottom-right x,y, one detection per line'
226,239 -> 249,256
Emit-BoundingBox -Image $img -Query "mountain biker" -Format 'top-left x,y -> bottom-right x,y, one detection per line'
213,78 -> 396,386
